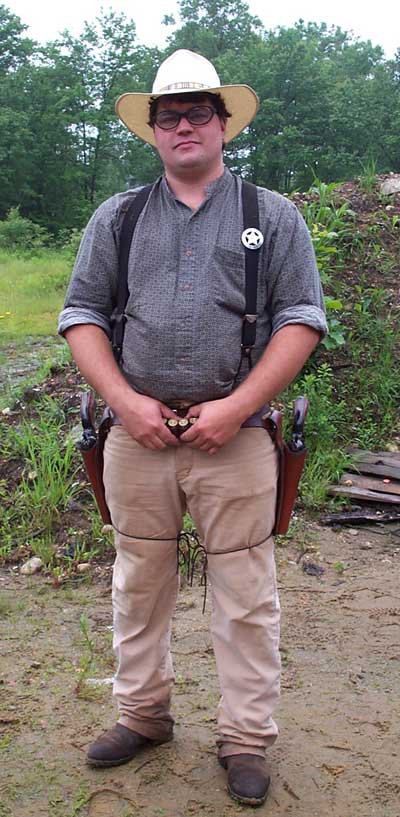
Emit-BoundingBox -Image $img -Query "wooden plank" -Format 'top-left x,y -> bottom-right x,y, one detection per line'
348,448 -> 400,469
328,485 -> 400,504
340,473 -> 400,496
320,510 -> 400,526
348,462 -> 400,480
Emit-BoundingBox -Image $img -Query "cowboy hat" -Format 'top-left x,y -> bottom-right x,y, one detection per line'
115,49 -> 259,146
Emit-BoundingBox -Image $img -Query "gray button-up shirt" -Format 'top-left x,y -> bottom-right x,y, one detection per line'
59,168 -> 327,403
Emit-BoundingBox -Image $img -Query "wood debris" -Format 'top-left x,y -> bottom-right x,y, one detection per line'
328,448 -> 400,507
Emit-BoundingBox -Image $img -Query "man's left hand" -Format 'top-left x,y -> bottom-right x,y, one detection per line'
180,398 -> 244,455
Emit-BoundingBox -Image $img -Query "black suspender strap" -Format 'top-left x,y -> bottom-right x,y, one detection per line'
241,180 -> 262,368
112,184 -> 154,362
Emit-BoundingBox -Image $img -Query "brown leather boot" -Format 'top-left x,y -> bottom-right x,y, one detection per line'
219,753 -> 270,806
86,723 -> 171,767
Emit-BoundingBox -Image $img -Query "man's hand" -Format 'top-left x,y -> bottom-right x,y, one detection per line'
118,394 -> 180,450
180,398 -> 243,455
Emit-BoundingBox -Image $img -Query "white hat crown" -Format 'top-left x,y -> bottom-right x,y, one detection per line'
153,50 -> 221,95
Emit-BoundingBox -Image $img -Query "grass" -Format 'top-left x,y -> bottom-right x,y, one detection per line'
0,250 -> 71,341
75,613 -> 97,697
0,395 -> 83,565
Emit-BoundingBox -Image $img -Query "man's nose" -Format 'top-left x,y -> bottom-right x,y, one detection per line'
175,115 -> 194,133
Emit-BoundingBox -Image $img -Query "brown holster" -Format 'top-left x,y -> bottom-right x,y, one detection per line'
78,391 -> 112,525
78,392 -> 308,535
263,396 -> 309,535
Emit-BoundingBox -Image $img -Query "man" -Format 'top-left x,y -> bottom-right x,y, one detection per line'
59,49 -> 327,806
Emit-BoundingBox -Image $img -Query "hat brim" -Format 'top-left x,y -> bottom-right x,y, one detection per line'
115,85 -> 259,146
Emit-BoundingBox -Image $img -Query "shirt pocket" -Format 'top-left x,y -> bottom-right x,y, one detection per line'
212,246 -> 246,316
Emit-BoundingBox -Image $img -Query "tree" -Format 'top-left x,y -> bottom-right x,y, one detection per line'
1,1 -> 399,233
0,4 -> 34,73
42,10 -> 161,209
165,0 -> 262,59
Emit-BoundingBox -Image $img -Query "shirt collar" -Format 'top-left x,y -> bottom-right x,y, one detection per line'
160,166 -> 233,203
204,166 -> 233,198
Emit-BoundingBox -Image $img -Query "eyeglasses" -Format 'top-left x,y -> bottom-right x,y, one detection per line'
154,105 -> 216,130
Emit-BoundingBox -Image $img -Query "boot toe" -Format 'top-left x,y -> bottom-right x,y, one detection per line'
86,723 -> 151,767
220,753 -> 270,806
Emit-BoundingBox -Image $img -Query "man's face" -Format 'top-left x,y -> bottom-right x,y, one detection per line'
152,96 -> 226,177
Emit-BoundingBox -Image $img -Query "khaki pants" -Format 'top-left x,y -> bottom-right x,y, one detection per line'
103,426 -> 280,758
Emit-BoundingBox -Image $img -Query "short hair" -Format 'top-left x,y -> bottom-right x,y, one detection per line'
148,92 -> 231,128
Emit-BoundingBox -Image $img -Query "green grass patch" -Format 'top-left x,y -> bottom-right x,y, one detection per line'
0,395 -> 82,562
0,250 -> 71,341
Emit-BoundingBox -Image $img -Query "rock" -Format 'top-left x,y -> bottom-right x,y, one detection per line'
20,557 -> 43,575
66,499 -> 84,512
380,176 -> 400,195
349,528 -> 359,536
77,563 -> 91,573
302,561 -> 324,577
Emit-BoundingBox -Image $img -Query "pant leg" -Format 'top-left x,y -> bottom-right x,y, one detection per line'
103,426 -> 185,741
182,428 -> 280,757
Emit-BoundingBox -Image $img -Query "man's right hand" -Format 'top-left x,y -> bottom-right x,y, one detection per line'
64,326 -> 179,451
117,393 -> 180,450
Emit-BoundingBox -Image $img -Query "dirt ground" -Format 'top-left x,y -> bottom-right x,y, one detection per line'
1,519 -> 400,817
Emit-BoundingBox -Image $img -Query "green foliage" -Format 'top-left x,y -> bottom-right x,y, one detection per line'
285,363 -> 349,508
167,0 -> 262,59
359,157 -> 378,195
296,179 -> 354,349
344,286 -> 400,448
0,4 -> 34,72
0,397 -> 81,560
58,228 -> 84,260
8,398 -> 78,493
0,208 -> 50,253
322,298 -> 346,350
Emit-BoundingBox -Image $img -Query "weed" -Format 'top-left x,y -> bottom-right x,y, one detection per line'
69,784 -> 90,817
322,297 -> 346,351
0,396 -> 82,561
61,539 -> 99,570
0,735 -> 11,751
0,593 -> 14,617
284,364 -> 350,509
333,561 -> 345,574
344,286 -> 400,447
75,613 -> 97,697
299,179 -> 355,246
31,535 -> 56,567
276,517 -> 319,554
358,157 -> 377,195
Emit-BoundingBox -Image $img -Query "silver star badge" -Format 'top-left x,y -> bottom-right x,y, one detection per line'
241,228 -> 264,250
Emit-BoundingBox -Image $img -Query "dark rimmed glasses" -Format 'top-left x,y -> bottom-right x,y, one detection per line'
154,105 -> 216,131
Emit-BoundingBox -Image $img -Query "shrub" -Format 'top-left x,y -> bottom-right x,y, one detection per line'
0,208 -> 51,254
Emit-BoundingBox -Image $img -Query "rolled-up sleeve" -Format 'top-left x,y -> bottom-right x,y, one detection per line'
58,197 -> 120,336
265,199 -> 328,338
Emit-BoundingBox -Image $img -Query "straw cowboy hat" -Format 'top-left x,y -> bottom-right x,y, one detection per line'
115,49 -> 259,147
